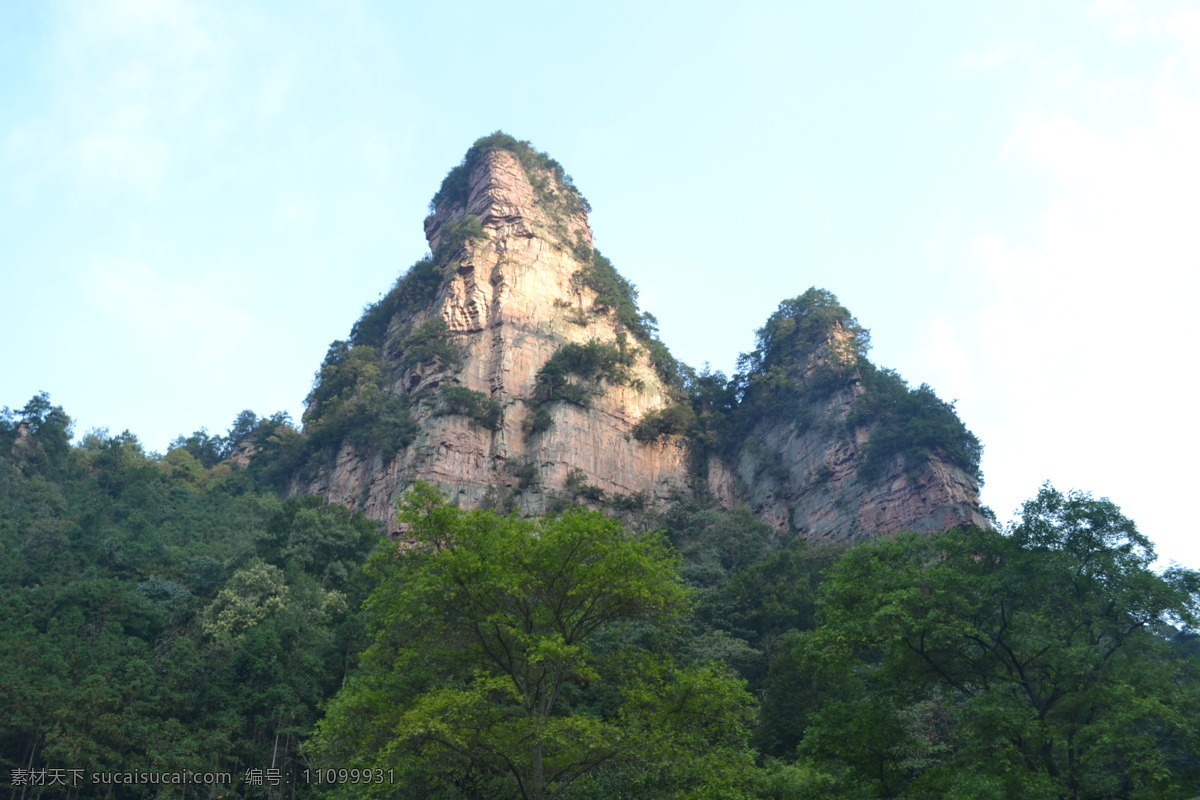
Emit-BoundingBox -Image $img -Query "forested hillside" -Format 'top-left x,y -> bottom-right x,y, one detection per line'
3,393 -> 1199,798
0,395 -> 378,796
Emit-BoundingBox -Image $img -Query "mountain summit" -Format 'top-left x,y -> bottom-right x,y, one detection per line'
292,133 -> 987,539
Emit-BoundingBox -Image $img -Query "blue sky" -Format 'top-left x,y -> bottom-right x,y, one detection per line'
4,0 -> 1198,569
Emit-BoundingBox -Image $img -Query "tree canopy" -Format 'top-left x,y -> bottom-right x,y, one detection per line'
307,483 -> 758,800
764,485 -> 1200,799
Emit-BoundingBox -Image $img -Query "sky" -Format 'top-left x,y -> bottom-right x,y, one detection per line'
3,0 -> 1198,570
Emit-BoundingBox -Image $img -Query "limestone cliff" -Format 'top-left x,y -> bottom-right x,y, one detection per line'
290,134 -> 986,540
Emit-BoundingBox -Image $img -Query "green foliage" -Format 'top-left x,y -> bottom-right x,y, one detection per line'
679,366 -> 738,457
350,256 -> 443,348
715,288 -> 981,488
432,213 -> 486,262
2,391 -> 73,471
169,409 -> 261,468
772,485 -> 1200,799
257,494 -> 383,591
607,490 -> 648,513
849,363 -> 983,483
509,457 -> 541,491
574,250 -> 686,388
307,484 -> 757,799
0,396 -> 383,796
436,385 -> 502,430
576,250 -> 642,332
633,403 -> 697,442
654,501 -> 844,690
304,341 -> 417,458
200,558 -> 291,640
565,466 -> 606,503
395,317 -> 463,372
229,411 -> 306,492
734,288 -> 867,426
529,337 -> 641,433
533,338 -> 636,411
4,390 -> 1198,798
741,289 -> 870,377
431,132 -> 591,217
528,405 -> 554,435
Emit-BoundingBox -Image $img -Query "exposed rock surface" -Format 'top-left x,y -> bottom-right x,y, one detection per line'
729,393 -> 989,542
723,318 -> 988,540
292,139 -> 986,540
298,148 -> 690,529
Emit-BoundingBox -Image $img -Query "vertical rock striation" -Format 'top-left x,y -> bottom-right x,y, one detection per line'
291,135 -> 987,540
716,295 -> 989,540
297,143 -> 690,528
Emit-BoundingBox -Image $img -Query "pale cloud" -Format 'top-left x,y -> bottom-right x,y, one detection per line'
50,0 -> 230,192
7,0 -> 410,198
915,316 -> 973,403
1002,112 -> 1111,183
964,6 -> 1200,564
79,257 -> 256,375
960,42 -> 1027,71
73,105 -> 172,192
1088,0 -> 1200,43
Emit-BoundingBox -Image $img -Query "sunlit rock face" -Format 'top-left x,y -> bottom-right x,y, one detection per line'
292,140 -> 986,540
298,147 -> 690,528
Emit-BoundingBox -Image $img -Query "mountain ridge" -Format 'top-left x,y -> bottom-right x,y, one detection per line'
287,133 -> 987,539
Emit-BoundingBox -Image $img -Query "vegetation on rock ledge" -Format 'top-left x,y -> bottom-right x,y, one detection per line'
721,288 -> 982,484
431,131 -> 591,218
533,337 -> 638,409
436,385 -> 502,430
303,342 -> 416,459
574,249 -> 686,390
350,256 -> 443,349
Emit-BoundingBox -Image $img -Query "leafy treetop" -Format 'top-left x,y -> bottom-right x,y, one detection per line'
307,483 -> 758,799
723,288 -> 982,483
737,288 -> 870,382
770,484 -> 1200,798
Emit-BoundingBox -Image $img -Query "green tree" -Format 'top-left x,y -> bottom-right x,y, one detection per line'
778,485 -> 1200,799
308,483 -> 757,800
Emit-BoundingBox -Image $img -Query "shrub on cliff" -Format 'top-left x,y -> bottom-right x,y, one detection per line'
633,404 -> 697,442
350,256 -> 443,349
533,338 -> 637,409
430,131 -> 591,217
436,385 -> 502,430
303,341 -> 416,458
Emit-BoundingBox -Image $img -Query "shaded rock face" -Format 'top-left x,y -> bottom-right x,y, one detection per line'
720,321 -> 989,541
299,149 -> 691,528
294,141 -> 985,540
728,396 -> 989,543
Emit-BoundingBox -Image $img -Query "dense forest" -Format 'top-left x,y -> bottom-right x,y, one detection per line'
2,392 -> 1199,799
0,136 -> 1194,796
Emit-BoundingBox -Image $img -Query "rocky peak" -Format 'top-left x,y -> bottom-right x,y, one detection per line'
295,135 -> 690,526
424,142 -> 592,253
725,290 -> 988,541
290,134 -> 987,541
424,148 -> 591,255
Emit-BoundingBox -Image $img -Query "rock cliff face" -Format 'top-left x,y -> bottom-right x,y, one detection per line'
297,143 -> 691,528
292,136 -> 986,540
729,389 -> 989,543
